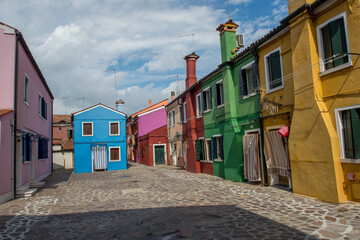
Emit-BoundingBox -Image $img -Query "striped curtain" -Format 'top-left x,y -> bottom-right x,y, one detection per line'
264,132 -> 289,177
92,145 -> 107,170
243,134 -> 261,182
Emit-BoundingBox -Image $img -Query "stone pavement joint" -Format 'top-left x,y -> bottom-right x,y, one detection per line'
0,164 -> 359,239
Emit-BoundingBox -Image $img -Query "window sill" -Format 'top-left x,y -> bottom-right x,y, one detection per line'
200,160 -> 213,163
213,159 -> 223,162
341,158 -> 360,164
203,109 -> 211,114
39,114 -> 47,121
109,134 -> 120,136
319,61 -> 352,77
265,85 -> 284,94
109,160 -> 121,162
24,101 -> 30,107
196,115 -> 202,119
82,135 -> 93,137
242,92 -> 257,99
216,104 -> 224,109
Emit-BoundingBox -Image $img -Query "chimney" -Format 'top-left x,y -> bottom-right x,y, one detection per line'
184,52 -> 200,90
149,99 -> 152,107
116,99 -> 125,112
171,91 -> 175,101
217,19 -> 239,63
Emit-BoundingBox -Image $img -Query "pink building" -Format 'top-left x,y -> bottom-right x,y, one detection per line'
0,22 -> 54,204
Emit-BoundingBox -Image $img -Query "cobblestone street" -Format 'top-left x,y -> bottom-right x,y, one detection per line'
0,163 -> 359,240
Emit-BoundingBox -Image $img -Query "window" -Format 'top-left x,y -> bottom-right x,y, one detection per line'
82,122 -> 93,136
239,61 -> 258,97
109,147 -> 121,161
264,48 -> 283,92
196,93 -> 202,117
179,106 -> 182,123
23,134 -> 32,162
168,112 -> 172,127
205,139 -> 212,162
215,80 -> 224,107
212,135 -> 223,161
67,129 -> 73,139
336,106 -> 360,160
183,102 -> 187,123
24,75 -> 29,104
202,87 -> 212,112
38,95 -> 47,120
195,138 -> 205,161
317,13 -> 350,72
38,137 -> 48,159
180,139 -> 184,157
172,110 -> 175,126
109,122 -> 120,136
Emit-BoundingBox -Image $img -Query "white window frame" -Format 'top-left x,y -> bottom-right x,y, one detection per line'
183,102 -> 187,123
215,80 -> 224,108
203,87 -> 211,113
335,104 -> 360,164
172,109 -> 175,126
82,122 -> 93,136
241,60 -> 257,98
316,12 -> 352,75
205,138 -> 213,162
264,47 -> 284,94
196,93 -> 202,118
153,144 -> 167,166
109,146 -> 121,162
168,112 -> 172,127
109,121 -> 120,136
24,74 -> 30,106
212,134 -> 223,161
178,106 -> 182,123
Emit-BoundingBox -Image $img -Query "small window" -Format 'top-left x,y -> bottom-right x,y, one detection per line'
179,105 -> 182,123
168,112 -> 172,127
265,48 -> 283,92
195,138 -> 205,161
240,61 -> 258,97
109,122 -> 120,136
196,93 -> 202,117
109,147 -> 121,161
205,139 -> 212,162
24,76 -> 29,104
317,13 -> 350,72
172,109 -> 175,125
67,129 -> 73,139
212,135 -> 223,160
203,87 -> 212,112
38,137 -> 48,160
215,80 -> 224,107
38,95 -> 47,120
23,134 -> 32,162
183,102 -> 187,123
337,106 -> 360,160
82,122 -> 93,136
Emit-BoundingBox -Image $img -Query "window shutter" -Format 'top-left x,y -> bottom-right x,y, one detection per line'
239,70 -> 247,96
212,137 -> 217,160
44,138 -> 48,158
219,135 -> 224,160
68,129 -> 71,139
27,135 -> 31,161
23,135 -> 27,162
209,87 -> 212,109
200,139 -> 204,160
41,98 -> 45,118
351,109 -> 360,159
321,24 -> 333,70
44,101 -> 47,120
329,18 -> 348,67
195,140 -> 201,161
252,62 -> 259,91
269,51 -> 282,89
38,138 -> 42,159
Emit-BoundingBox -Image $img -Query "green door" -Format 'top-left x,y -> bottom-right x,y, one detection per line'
154,145 -> 165,165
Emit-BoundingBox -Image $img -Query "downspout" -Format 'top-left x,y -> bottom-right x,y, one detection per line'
251,48 -> 268,186
51,100 -> 53,174
12,31 -> 20,198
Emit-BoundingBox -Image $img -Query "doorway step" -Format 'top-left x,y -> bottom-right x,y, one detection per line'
16,185 -> 38,198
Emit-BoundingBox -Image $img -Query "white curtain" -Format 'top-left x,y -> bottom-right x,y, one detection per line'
264,132 -> 289,177
92,145 -> 107,170
243,134 -> 261,182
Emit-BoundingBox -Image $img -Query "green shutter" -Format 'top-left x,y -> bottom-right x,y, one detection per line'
342,110 -> 354,158
351,108 -> 360,159
219,136 -> 224,160
269,51 -> 282,89
329,18 -> 348,67
239,69 -> 247,96
321,24 -> 333,70
211,137 -> 216,160
195,140 -> 201,161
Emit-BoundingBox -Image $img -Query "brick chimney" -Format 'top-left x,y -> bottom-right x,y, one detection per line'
184,52 -> 199,90
171,91 -> 175,101
149,99 -> 152,107
217,19 -> 238,63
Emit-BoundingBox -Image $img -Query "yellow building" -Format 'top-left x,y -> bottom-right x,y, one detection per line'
285,0 -> 360,202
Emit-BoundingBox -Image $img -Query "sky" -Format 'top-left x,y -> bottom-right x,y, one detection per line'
0,0 -> 288,115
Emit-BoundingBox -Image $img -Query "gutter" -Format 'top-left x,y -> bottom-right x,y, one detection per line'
12,31 -> 20,199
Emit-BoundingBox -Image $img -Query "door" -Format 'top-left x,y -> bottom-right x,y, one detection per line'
154,145 -> 165,165
92,145 -> 107,171
243,133 -> 261,183
172,143 -> 177,166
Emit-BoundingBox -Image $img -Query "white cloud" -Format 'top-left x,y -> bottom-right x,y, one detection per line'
231,0 -> 252,4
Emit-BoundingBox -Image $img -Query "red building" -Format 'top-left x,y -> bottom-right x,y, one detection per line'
181,53 -> 213,175
52,115 -> 74,169
138,125 -> 169,166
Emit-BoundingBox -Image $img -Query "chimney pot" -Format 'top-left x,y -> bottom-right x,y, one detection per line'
149,100 -> 152,107
171,91 -> 175,101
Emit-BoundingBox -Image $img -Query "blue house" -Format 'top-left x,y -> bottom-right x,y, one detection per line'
73,103 -> 127,173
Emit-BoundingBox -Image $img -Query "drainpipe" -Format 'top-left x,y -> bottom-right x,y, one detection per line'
12,31 -> 20,198
251,48 -> 268,186
51,100 -> 53,174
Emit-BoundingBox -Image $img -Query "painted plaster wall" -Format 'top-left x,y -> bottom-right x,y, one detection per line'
0,112 -> 13,202
16,42 -> 53,184
138,107 -> 167,137
53,125 -> 72,140
139,125 -> 168,166
0,27 -> 15,109
287,1 -> 360,202
167,101 -> 185,167
53,151 -> 73,169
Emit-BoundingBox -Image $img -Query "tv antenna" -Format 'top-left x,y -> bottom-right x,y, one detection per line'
168,75 -> 181,96
178,34 -> 195,52
105,69 -> 117,108
227,0 -> 231,20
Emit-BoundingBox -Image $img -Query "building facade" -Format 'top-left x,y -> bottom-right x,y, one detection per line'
53,114 -> 74,169
0,22 -> 54,203
73,104 -> 127,173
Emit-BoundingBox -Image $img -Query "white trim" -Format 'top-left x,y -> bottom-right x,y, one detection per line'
153,144 -> 167,166
109,121 -> 120,136
264,47 -> 283,93
265,125 -> 282,131
82,122 -> 93,136
196,93 -> 202,118
203,86 -> 210,91
109,146 -> 121,162
172,109 -> 175,126
316,12 -> 351,73
215,80 -> 224,107
216,79 -> 223,84
183,102 -> 187,123
74,104 -> 126,116
213,134 -> 222,137
137,106 -> 165,117
245,128 -> 261,135
241,60 -> 255,70
202,87 -> 212,112
0,191 -> 13,204
335,104 -> 360,161
24,74 -> 30,105
205,138 -> 213,162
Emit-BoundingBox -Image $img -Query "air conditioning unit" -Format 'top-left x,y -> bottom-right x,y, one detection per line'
236,34 -> 244,48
